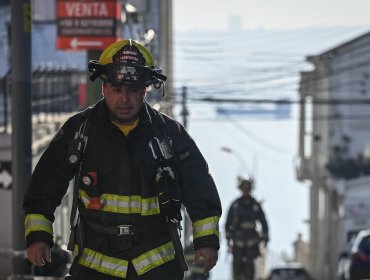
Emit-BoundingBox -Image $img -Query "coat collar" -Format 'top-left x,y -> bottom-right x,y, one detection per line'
83,99 -> 165,129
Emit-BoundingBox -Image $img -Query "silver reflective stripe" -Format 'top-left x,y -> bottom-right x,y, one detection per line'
141,198 -> 160,215
132,242 -> 175,276
79,247 -> 128,278
246,238 -> 260,247
24,214 -> 53,237
235,240 -> 245,247
235,238 -> 260,248
103,194 -> 141,212
240,222 -> 255,229
79,190 -> 160,215
193,216 -> 220,239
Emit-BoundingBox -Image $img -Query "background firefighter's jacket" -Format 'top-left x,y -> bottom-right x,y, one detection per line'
23,100 -> 222,278
225,196 -> 268,251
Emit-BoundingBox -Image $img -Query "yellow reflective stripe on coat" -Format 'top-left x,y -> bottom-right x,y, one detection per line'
193,216 -> 220,239
132,242 -> 175,276
79,190 -> 160,216
235,238 -> 260,248
240,222 -> 255,230
24,214 -> 53,237
78,247 -> 128,278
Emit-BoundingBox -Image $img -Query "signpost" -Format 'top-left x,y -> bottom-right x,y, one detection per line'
0,161 -> 12,189
56,0 -> 122,104
56,0 -> 121,51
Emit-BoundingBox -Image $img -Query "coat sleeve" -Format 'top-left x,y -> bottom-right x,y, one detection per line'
168,121 -> 222,251
225,201 -> 236,241
22,116 -> 80,248
256,201 -> 269,239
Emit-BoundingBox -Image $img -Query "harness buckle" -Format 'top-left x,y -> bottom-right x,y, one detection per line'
117,225 -> 133,236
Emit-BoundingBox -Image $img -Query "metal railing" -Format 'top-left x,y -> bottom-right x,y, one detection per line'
0,65 -> 85,133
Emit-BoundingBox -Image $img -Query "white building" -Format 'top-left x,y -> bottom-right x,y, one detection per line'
296,31 -> 370,280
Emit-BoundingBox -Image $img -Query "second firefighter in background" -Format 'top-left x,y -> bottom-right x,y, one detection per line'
225,177 -> 269,280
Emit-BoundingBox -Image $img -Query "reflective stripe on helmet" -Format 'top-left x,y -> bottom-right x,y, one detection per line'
77,246 -> 129,278
132,242 -> 175,276
24,214 -> 53,237
79,190 -> 160,216
193,216 -> 220,239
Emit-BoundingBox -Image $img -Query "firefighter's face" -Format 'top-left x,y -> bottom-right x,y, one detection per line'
103,82 -> 146,125
241,187 -> 252,196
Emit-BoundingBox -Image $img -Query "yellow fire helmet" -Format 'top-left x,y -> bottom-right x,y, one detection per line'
88,39 -> 167,89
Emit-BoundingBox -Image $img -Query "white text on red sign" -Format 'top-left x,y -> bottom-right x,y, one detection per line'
65,2 -> 109,17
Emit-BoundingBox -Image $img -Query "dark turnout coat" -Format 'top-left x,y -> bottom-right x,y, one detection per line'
225,195 -> 268,256
23,100 -> 222,279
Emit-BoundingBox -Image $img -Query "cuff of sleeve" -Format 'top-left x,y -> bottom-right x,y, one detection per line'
26,231 -> 54,248
193,235 -> 220,251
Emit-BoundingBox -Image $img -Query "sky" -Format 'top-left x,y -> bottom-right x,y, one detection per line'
173,0 -> 370,31
172,0 -> 370,277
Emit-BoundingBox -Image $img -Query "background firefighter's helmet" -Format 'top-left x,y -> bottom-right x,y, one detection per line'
88,39 -> 167,88
237,176 -> 254,191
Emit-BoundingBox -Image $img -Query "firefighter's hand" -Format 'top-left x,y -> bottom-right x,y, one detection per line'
194,247 -> 218,274
26,241 -> 51,266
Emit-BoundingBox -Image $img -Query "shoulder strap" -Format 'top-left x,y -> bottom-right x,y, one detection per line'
67,117 -> 91,272
153,112 -> 181,167
69,118 -> 89,228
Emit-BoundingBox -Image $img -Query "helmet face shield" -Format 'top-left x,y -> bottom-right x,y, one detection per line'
106,63 -> 151,86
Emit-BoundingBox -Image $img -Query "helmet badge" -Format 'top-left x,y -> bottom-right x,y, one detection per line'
112,44 -> 146,65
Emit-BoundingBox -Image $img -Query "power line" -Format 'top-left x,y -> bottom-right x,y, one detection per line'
188,97 -> 370,105
175,33 -> 370,88
172,98 -> 370,122
224,117 -> 290,155
184,113 -> 370,123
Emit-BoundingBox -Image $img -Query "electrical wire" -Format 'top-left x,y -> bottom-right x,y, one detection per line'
174,30 -> 370,96
224,117 -> 290,155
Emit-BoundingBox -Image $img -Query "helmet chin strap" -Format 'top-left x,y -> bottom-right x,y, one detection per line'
161,82 -> 166,97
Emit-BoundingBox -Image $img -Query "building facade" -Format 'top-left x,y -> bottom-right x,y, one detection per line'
297,31 -> 370,279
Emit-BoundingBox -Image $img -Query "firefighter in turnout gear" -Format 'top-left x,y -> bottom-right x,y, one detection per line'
225,176 -> 269,280
23,39 -> 222,280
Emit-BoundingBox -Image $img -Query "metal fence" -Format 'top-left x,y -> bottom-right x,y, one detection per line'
0,65 -> 85,133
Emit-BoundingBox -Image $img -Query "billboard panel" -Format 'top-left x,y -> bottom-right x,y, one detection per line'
56,0 -> 121,51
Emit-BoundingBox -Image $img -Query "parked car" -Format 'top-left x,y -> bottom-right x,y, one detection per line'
337,236 -> 357,280
346,229 -> 370,280
267,263 -> 311,280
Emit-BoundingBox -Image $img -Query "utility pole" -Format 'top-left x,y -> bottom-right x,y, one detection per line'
86,50 -> 102,106
10,0 -> 33,278
180,86 -> 189,129
159,0 -> 173,116
180,86 -> 192,249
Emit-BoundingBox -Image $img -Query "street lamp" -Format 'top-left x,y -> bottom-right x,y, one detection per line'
220,146 -> 252,176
